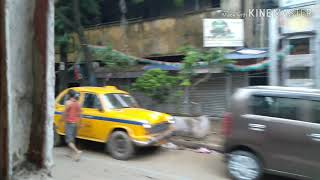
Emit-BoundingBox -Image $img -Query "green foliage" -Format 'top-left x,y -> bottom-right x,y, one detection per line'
132,69 -> 180,103
55,0 -> 101,27
173,0 -> 184,7
55,0 -> 102,49
132,46 -> 231,102
178,46 -> 233,87
131,0 -> 144,3
92,46 -> 136,70
55,33 -> 70,48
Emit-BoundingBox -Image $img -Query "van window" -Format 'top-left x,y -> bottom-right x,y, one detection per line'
276,97 -> 300,120
250,95 -> 303,120
250,96 -> 275,116
310,101 -> 320,124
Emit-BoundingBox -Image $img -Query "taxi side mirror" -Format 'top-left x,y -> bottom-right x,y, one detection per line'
98,106 -> 104,112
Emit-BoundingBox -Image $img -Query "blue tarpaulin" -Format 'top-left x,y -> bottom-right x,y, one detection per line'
143,64 -> 181,71
143,48 -> 269,72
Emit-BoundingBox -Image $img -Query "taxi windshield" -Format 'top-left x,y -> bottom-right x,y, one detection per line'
104,93 -> 139,109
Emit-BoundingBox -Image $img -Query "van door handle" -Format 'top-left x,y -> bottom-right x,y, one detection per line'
307,133 -> 320,142
248,123 -> 266,132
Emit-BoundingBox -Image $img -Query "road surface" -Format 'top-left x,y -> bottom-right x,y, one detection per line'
52,143 -> 295,180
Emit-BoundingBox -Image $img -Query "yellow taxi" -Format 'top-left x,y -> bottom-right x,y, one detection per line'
54,86 -> 175,160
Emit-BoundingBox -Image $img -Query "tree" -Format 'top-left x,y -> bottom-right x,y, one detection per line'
132,69 -> 180,103
55,0 -> 186,87
55,0 -> 101,86
55,7 -> 74,91
178,46 -> 233,105
92,45 -> 136,71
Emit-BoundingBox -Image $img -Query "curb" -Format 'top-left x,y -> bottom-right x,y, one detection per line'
170,139 -> 223,153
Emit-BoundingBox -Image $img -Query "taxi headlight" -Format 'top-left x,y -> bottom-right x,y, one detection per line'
140,120 -> 152,128
168,116 -> 175,124
142,123 -> 152,129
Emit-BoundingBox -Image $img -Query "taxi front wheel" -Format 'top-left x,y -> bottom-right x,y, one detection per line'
107,131 -> 135,160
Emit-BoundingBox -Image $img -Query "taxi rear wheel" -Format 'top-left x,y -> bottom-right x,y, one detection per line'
107,131 -> 135,160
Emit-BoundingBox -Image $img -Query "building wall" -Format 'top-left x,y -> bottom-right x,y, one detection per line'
269,1 -> 317,87
56,0 -> 270,63
56,1 -> 255,63
242,0 -> 271,48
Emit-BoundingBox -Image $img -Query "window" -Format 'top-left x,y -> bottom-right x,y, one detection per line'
104,94 -> 123,109
58,91 -> 80,105
104,94 -> 139,109
212,0 -> 220,8
310,101 -> 320,124
289,38 -> 310,55
250,95 -> 304,120
83,94 -> 101,109
276,97 -> 300,120
250,96 -> 275,117
289,67 -> 310,79
58,94 -> 68,105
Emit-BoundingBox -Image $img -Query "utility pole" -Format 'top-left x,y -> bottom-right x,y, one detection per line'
269,14 -> 279,86
315,0 -> 320,88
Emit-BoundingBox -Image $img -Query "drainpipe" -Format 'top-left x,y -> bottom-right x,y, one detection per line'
225,72 -> 232,111
269,13 -> 279,86
315,0 -> 320,88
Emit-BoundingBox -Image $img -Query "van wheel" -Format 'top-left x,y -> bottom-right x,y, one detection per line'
54,126 -> 63,147
227,150 -> 262,180
107,131 -> 135,160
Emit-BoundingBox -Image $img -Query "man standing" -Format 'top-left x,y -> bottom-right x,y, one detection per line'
63,90 -> 82,161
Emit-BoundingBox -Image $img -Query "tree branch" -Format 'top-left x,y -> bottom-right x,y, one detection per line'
56,9 -> 77,30
191,73 -> 212,89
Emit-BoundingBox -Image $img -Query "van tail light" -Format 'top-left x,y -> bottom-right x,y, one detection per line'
222,112 -> 232,137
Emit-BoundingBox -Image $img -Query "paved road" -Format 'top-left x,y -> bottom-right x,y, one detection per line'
52,142 -> 296,180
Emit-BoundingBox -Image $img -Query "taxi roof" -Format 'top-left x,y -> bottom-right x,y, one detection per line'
70,86 -> 128,94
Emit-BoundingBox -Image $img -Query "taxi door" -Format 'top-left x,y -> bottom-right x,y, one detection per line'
54,91 -> 69,134
78,93 -> 105,140
55,90 -> 81,134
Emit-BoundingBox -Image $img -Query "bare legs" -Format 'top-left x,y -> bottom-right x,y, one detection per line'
68,142 -> 82,161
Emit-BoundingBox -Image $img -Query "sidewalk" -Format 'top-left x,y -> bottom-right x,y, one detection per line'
170,120 -> 224,152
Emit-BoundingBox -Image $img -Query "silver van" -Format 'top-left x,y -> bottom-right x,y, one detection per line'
223,86 -> 320,180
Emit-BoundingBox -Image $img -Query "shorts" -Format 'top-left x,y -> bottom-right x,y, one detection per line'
65,123 -> 77,144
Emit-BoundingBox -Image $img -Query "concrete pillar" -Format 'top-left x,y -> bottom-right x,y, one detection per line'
1,0 -> 54,179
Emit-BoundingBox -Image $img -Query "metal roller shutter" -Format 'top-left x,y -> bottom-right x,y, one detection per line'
190,73 -> 248,117
190,74 -> 227,117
